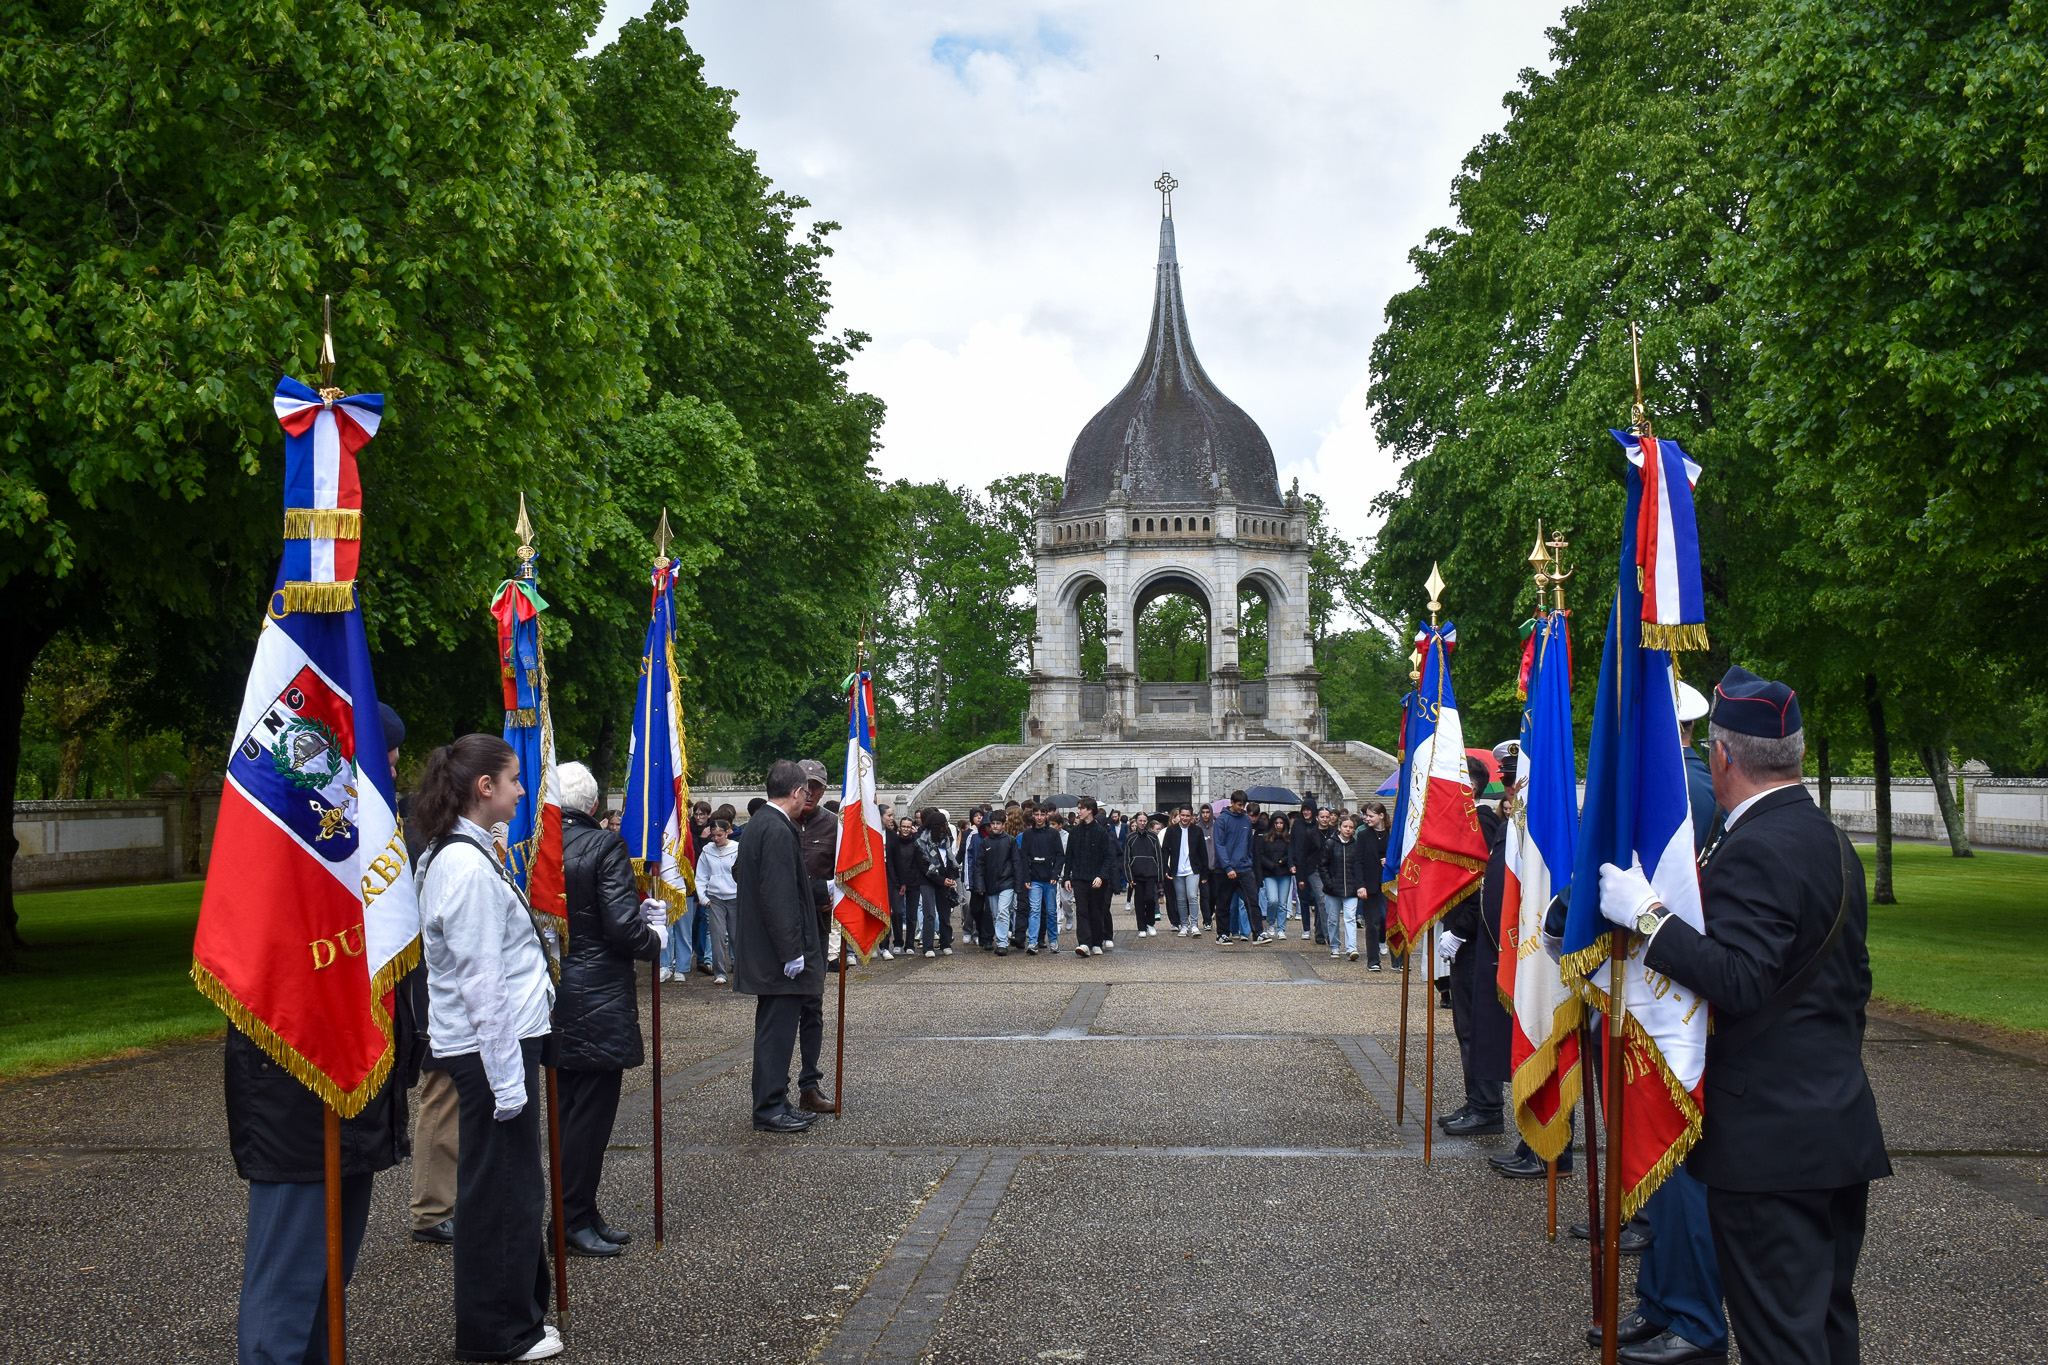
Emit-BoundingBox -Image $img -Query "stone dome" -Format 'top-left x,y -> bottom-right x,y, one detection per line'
1057,214 -> 1285,514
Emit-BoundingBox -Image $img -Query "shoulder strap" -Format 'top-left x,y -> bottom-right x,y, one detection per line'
429,830 -> 562,983
1712,827 -> 1855,1060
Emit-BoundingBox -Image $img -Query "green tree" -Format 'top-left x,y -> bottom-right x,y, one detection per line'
0,0 -> 676,960
1140,595 -> 1210,681
1730,0 -> 2048,865
1364,0 -> 1766,744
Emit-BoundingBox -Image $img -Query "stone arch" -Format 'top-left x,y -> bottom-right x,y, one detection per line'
1131,568 -> 1213,685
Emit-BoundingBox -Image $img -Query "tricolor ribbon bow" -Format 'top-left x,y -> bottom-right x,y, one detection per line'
1610,429 -> 1707,653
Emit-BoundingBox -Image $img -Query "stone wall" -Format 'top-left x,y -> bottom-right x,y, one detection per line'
12,780 -> 221,890
1809,775 -> 2047,850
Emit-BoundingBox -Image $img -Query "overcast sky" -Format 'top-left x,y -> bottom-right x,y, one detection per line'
591,2 -> 1568,550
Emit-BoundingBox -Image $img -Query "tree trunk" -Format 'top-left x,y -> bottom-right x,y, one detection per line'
1864,674 -> 1895,904
0,608 -> 62,968
1917,734 -> 1971,858
1816,731 -> 1831,817
56,733 -> 85,799
184,740 -> 207,875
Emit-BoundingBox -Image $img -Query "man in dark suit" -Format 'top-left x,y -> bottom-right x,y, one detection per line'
1600,666 -> 1888,1365
733,759 -> 828,1133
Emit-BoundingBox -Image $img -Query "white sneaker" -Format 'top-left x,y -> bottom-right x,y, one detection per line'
942,947 -> 954,956
516,1331 -> 564,1360
1104,939 -> 1115,950
925,950 -> 936,958
713,974 -> 727,984
881,948 -> 895,960
1091,945 -> 1104,956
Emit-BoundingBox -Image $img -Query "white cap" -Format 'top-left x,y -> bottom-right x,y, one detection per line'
1676,680 -> 1710,723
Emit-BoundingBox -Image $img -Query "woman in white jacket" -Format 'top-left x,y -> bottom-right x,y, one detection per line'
415,734 -> 562,1362
693,818 -> 740,983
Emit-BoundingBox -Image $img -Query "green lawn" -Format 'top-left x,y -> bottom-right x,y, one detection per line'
1864,843 -> 2048,1035
0,880 -> 218,1078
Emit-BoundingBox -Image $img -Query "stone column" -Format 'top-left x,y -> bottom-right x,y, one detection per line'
1102,501 -> 1134,737
1209,510 -> 1243,740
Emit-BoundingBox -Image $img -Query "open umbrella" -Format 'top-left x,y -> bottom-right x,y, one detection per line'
1244,785 -> 1300,806
1040,793 -> 1082,809
1464,747 -> 1505,797
1375,770 -> 1398,796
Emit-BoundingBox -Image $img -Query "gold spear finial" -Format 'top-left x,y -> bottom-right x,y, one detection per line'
514,492 -> 537,576
1629,322 -> 1651,438
1425,562 -> 1446,624
652,508 -> 673,569
318,295 -> 340,400
1528,522 -> 1550,616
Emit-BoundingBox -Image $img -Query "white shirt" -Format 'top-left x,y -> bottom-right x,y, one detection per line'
419,815 -> 555,1113
1174,827 -> 1194,878
1724,781 -> 1807,831
696,839 -> 739,899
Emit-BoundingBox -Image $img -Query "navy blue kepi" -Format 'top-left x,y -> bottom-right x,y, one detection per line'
1712,666 -> 1801,738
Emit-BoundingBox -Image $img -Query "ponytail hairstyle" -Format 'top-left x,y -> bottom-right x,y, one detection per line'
410,733 -> 517,846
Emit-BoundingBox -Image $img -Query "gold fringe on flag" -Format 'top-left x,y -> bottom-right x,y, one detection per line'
283,508 -> 363,539
1508,992 -> 1587,1162
273,580 -> 357,614
1640,621 -> 1710,653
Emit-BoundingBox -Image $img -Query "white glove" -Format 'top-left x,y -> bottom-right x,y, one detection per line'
783,956 -> 805,979
1599,857 -> 1662,929
493,1102 -> 523,1122
640,896 -> 667,936
1437,932 -> 1463,963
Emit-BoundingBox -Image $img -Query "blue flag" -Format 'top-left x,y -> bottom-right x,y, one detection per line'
622,562 -> 692,917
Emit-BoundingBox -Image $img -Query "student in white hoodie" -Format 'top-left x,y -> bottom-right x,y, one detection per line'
694,819 -> 740,984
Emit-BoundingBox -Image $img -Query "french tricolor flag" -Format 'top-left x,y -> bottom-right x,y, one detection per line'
1381,622 -> 1489,956
1611,429 -> 1708,654
831,672 -> 893,960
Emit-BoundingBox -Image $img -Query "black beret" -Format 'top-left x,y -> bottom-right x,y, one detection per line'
378,701 -> 405,752
1712,666 -> 1802,738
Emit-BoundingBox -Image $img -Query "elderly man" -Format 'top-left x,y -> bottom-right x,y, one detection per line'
1600,667 -> 1888,1365
734,760 -> 830,1133
792,759 -> 842,974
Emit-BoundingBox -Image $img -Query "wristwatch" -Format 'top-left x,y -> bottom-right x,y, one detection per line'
1635,906 -> 1668,936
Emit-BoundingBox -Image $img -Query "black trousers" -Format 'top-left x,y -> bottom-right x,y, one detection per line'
1204,871 -> 1227,927
1362,895 -> 1387,965
1130,876 -> 1158,928
1217,873 -> 1263,937
557,1066 -> 623,1235
1708,1183 -> 1868,1365
1448,946 -> 1503,1116
444,1039 -> 550,1362
752,991 -> 825,1121
970,889 -> 993,946
1074,882 -> 1113,947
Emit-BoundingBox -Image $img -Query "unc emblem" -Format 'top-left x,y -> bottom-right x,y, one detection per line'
272,717 -> 351,791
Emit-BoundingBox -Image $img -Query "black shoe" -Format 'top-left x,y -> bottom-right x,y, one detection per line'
1567,1220 -> 1652,1254
1026,946 -> 1038,955
594,1220 -> 632,1246
410,1217 -> 454,1245
1442,1110 -> 1505,1136
996,946 -> 1008,956
1618,1329 -> 1726,1364
1585,1311 -> 1664,1349
1435,1104 -> 1475,1133
564,1225 -> 623,1258
753,1109 -> 815,1133
1487,1151 -> 1520,1171
1493,1152 -> 1559,1179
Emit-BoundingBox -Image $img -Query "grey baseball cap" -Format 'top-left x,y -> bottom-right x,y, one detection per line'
798,758 -> 829,788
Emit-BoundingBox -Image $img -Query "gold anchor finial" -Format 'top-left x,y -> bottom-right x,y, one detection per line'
1547,530 -> 1574,612
317,295 -> 341,401
652,508 -> 673,569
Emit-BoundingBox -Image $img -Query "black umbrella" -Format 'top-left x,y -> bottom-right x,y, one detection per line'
1040,793 -> 1082,809
1244,785 -> 1300,805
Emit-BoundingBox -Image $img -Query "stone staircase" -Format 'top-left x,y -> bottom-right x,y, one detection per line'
1310,740 -> 1399,806
904,743 -> 1042,817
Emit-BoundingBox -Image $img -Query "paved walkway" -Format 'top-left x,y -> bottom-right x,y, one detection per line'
5,929 -> 2045,1362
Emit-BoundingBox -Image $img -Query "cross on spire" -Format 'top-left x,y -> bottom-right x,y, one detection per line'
1154,171 -> 1178,218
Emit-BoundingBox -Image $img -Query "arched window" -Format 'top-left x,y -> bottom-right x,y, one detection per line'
1131,518 -> 1139,533
1145,518 -> 1154,532
1173,517 -> 1182,531
1203,517 -> 1211,531
1057,527 -> 1064,542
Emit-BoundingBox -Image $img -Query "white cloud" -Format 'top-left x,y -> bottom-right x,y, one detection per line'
591,1 -> 1564,547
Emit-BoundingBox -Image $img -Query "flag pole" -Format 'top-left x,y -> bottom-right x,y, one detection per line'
1420,566 -> 1446,1168
315,298 -> 349,1365
1583,1019 -> 1605,1324
323,1102 -> 345,1365
547,1066 -> 571,1333
833,624 -> 866,1121
1600,939 -> 1629,1365
650,511 -> 672,1244
1392,602 -> 1426,1129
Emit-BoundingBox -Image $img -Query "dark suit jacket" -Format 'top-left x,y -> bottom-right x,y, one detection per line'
1644,784 -> 1890,1193
732,804 -> 824,997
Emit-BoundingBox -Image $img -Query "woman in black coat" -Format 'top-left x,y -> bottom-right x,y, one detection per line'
553,763 -> 665,1256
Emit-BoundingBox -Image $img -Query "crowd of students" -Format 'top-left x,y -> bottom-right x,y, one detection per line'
836,790 -> 1403,966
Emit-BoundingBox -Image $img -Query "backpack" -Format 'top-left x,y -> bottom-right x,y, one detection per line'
1128,838 -> 1157,880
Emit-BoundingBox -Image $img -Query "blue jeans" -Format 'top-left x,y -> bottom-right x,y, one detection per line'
1171,871 -> 1202,928
1323,892 -> 1358,955
662,902 -> 696,972
909,882 -> 940,952
991,888 -> 1017,945
1262,875 -> 1294,933
1028,881 -> 1059,948
1638,1168 -> 1729,1351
